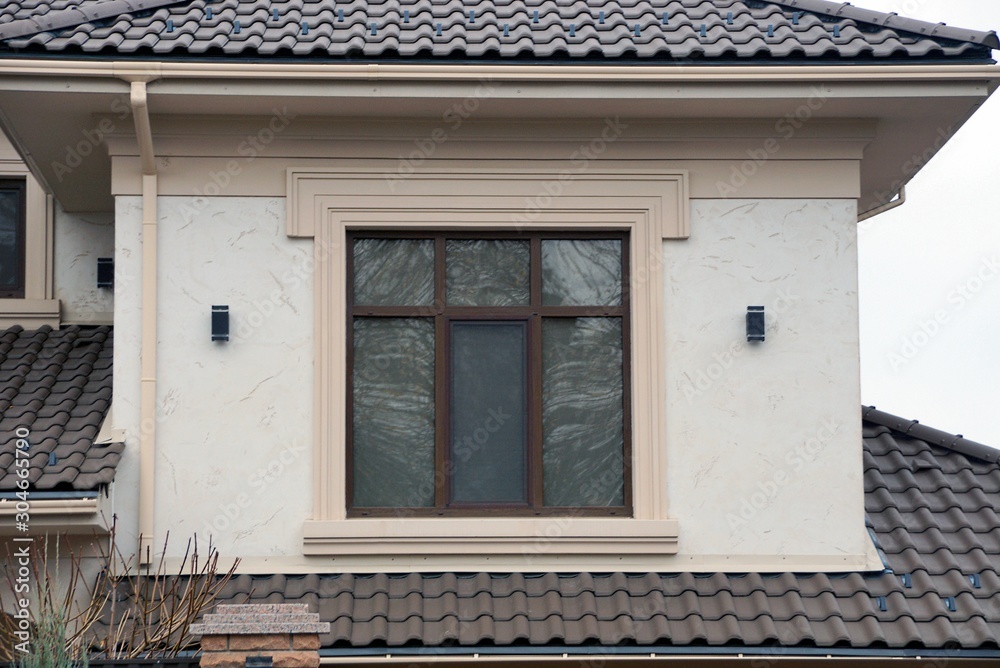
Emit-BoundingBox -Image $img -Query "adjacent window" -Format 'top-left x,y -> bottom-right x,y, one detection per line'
0,179 -> 26,299
347,231 -> 631,516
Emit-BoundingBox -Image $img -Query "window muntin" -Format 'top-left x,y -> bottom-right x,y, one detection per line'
347,231 -> 631,516
0,179 -> 26,299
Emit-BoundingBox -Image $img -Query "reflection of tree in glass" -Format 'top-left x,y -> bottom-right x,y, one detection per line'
0,191 -> 19,289
353,238 -> 434,306
446,239 -> 530,306
352,317 -> 436,507
543,317 -> 624,506
542,239 -> 622,306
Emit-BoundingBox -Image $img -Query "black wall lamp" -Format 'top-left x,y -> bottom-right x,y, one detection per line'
97,257 -> 114,288
746,306 -> 765,342
212,305 -> 229,342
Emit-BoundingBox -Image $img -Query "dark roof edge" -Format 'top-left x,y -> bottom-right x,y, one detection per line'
320,645 -> 1000,659
0,0 -> 190,41
862,405 -> 1000,465
779,0 -> 1000,49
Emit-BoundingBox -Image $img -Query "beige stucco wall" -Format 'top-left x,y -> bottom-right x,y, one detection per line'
112,195 -> 314,558
110,190 -> 869,571
665,198 -> 865,561
53,203 -> 114,324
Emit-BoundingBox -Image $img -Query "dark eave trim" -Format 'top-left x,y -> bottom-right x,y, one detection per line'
319,645 -> 1000,659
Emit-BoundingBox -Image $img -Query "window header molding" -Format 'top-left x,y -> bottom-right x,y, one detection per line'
290,162 -> 686,566
287,164 -> 690,240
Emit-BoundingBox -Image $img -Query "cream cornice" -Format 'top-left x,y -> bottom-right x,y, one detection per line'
0,60 -> 998,84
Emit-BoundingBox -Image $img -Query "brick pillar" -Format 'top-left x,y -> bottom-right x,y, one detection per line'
190,604 -> 330,668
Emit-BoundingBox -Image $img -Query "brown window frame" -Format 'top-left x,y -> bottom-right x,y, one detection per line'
346,230 -> 632,518
0,178 -> 27,299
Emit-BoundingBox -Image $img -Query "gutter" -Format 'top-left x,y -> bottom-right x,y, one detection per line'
128,79 -> 158,565
858,186 -> 906,222
0,61 -> 996,84
317,645 -> 1000,663
0,496 -> 104,535
0,497 -> 98,515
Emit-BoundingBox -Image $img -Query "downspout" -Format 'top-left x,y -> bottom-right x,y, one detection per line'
129,80 -> 157,564
858,186 -> 906,222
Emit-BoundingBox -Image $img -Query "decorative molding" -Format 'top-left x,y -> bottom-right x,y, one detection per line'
0,298 -> 60,328
0,497 -> 104,535
287,165 -> 689,239
303,519 -> 679,557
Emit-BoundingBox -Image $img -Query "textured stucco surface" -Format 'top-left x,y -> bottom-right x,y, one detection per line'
664,198 -> 865,559
54,203 -> 114,323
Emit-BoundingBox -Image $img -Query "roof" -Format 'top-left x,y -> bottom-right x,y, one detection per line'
0,0 -> 996,61
207,407 -> 1000,654
0,325 -> 122,492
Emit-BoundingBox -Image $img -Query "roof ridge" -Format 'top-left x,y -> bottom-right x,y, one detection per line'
862,406 -> 1000,466
0,0 -> 192,41
777,0 -> 1000,49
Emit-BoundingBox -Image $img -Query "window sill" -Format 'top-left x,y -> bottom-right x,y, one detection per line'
0,298 -> 60,328
302,518 -> 679,557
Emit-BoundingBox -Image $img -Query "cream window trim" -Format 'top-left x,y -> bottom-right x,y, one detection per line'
290,164 -> 685,559
0,168 -> 58,327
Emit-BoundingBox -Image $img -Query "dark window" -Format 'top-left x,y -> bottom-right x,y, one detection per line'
347,231 -> 631,516
0,179 -> 26,299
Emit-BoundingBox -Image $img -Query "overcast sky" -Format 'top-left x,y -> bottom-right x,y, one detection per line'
856,1 -> 1000,447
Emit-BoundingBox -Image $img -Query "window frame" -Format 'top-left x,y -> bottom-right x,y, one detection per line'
345,230 -> 633,517
0,178 -> 27,299
290,164 -> 685,561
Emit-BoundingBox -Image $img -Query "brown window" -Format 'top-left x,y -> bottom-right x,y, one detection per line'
0,179 -> 26,299
347,231 -> 631,516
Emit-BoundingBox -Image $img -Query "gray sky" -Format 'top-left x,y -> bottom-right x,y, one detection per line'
856,1 -> 1000,446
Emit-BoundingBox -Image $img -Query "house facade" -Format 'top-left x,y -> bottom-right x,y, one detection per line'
1,0 -> 999,663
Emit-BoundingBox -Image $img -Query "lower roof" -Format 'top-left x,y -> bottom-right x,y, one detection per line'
0,324 -> 121,491
204,408 -> 1000,654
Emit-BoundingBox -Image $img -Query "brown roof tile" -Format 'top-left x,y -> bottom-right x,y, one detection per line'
199,408 -> 1000,653
0,0 -> 996,60
0,325 -> 121,492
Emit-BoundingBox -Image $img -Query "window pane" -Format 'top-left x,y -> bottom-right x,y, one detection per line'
446,239 -> 530,306
0,189 -> 20,291
543,318 -> 624,506
352,318 -> 435,507
353,238 -> 434,306
451,322 -> 527,504
542,239 -> 622,306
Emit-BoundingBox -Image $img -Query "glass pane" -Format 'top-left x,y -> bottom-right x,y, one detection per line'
446,239 -> 530,306
543,318 -> 624,506
542,239 -> 622,306
353,238 -> 434,306
352,318 -> 435,507
451,322 -> 527,504
0,189 -> 20,291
